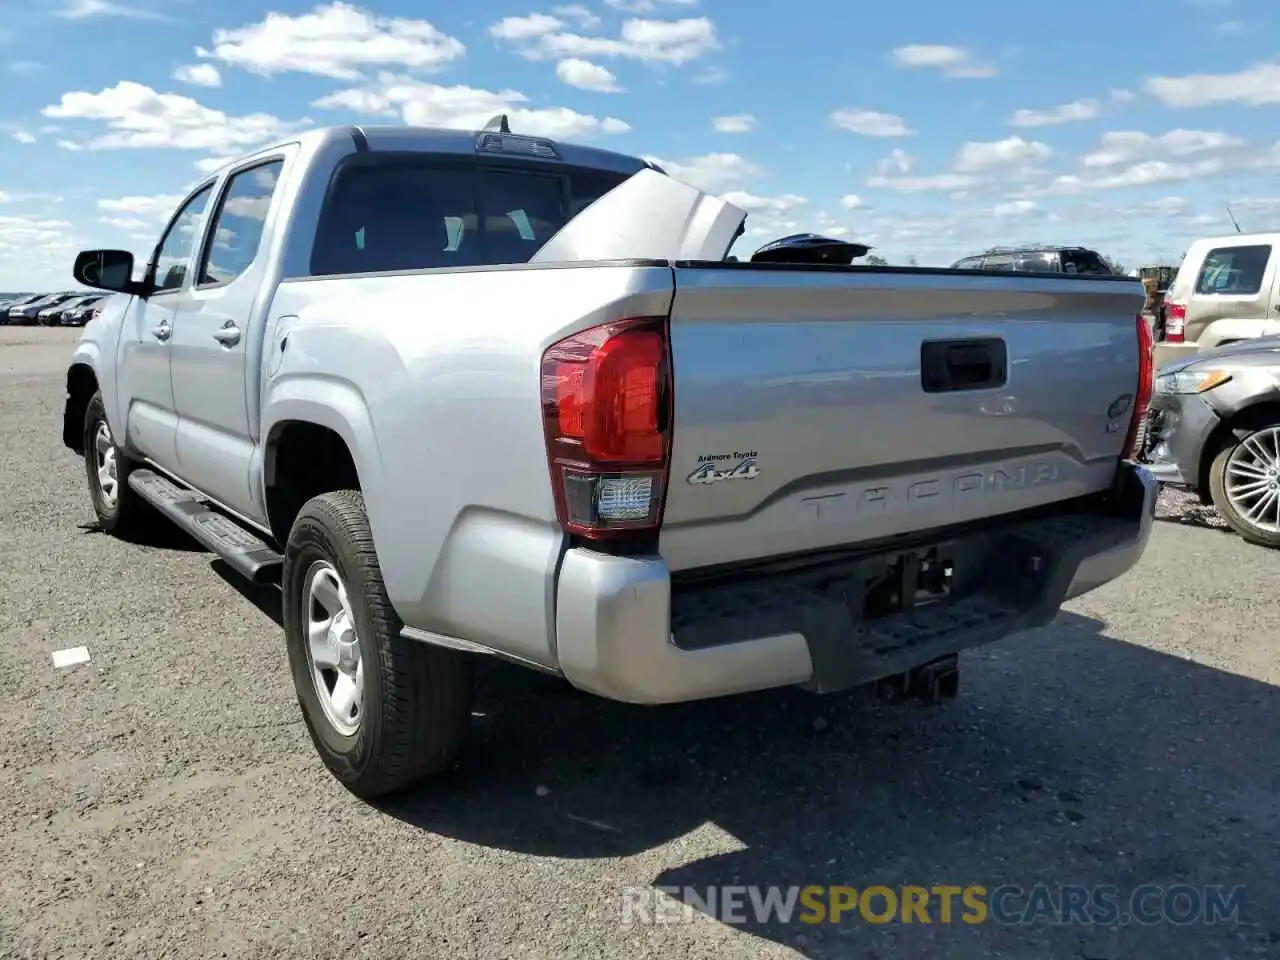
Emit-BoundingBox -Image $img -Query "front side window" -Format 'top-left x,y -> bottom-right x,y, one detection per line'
152,184 -> 213,293
1194,244 -> 1272,296
309,160 -> 633,277
981,255 -> 1014,271
198,159 -> 284,286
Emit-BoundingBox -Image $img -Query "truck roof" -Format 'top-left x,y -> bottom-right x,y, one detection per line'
204,123 -> 652,181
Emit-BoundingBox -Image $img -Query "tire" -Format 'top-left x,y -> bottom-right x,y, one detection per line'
83,390 -> 155,538
282,490 -> 473,799
1208,419 -> 1280,549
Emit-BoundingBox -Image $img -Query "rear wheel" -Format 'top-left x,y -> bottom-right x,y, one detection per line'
1208,421 -> 1280,548
282,490 -> 473,799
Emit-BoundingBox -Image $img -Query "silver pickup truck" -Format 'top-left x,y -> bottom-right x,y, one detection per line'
64,123 -> 1157,799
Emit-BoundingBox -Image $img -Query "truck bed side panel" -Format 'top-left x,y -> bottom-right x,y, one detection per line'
264,262 -> 675,666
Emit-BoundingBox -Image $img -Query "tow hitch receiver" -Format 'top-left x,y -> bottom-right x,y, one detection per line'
875,654 -> 961,705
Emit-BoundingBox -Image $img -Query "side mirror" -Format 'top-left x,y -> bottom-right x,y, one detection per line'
72,249 -> 149,296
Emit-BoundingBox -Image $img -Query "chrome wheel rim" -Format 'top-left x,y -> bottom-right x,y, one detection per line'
1225,425 -> 1280,535
303,561 -> 364,737
94,421 -> 119,510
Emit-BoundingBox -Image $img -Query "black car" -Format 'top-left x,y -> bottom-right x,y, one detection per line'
951,245 -> 1114,275
3,293 -> 48,324
58,295 -> 108,326
1139,336 -> 1280,548
9,292 -> 78,325
38,294 -> 99,325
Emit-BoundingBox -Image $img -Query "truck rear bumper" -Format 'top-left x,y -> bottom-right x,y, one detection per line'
554,463 -> 1157,705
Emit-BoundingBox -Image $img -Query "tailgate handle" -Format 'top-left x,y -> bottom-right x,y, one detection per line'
921,338 -> 1008,393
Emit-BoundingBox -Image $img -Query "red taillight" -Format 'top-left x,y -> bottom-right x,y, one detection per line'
1121,312 -> 1155,461
541,317 -> 672,540
1163,300 -> 1186,343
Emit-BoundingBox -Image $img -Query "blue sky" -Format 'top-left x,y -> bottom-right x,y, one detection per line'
2,0 -> 1279,290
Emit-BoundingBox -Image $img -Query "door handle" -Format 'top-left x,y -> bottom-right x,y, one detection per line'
212,323 -> 241,347
151,323 -> 171,342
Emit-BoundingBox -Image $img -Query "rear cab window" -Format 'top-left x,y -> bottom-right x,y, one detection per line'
309,157 -> 632,276
1193,244 -> 1273,296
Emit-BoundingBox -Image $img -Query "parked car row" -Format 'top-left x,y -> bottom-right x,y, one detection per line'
1,291 -> 110,326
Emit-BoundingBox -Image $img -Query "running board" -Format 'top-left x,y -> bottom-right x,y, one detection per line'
127,469 -> 283,584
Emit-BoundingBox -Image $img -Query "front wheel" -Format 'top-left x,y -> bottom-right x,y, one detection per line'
83,390 -> 155,538
282,490 -> 473,799
1208,421 -> 1280,549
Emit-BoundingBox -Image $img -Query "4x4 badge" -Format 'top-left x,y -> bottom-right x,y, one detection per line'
687,456 -> 760,485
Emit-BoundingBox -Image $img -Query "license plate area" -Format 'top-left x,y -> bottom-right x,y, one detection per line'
856,548 -> 956,619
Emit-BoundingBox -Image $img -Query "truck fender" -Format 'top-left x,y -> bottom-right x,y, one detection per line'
64,341 -> 119,453
259,377 -> 389,538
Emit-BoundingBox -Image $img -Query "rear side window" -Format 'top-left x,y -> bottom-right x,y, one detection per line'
1013,251 -> 1058,272
310,160 -> 631,277
1194,244 -> 1272,295
1061,250 -> 1111,275
981,255 -> 1014,271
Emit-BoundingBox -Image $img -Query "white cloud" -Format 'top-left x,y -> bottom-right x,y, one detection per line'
98,195 -> 185,220
866,172 -> 977,193
43,81 -> 304,154
604,0 -> 699,11
312,73 -> 630,140
490,13 -> 565,41
1110,88 -> 1136,103
692,65 -> 727,84
890,44 -> 996,79
839,194 -> 867,209
953,136 -> 1051,171
1145,62 -> 1280,107
993,199 -> 1041,217
644,152 -> 760,192
876,148 -> 915,176
0,214 -> 78,288
12,130 -> 36,144
1009,98 -> 1098,127
201,2 -> 466,80
712,113 -> 754,133
1215,20 -> 1243,34
1081,129 -> 1244,167
56,140 -> 84,151
98,216 -> 153,232
54,0 -> 168,21
721,191 -> 806,214
1047,158 -> 1227,194
829,107 -> 913,137
551,5 -> 602,29
7,61 -> 43,76
491,15 -> 718,65
1138,196 -> 1189,218
172,63 -> 222,88
555,58 -> 622,92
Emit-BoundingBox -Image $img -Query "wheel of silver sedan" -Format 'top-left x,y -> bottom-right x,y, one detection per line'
303,560 -> 364,737
93,421 -> 119,510
1223,425 -> 1280,535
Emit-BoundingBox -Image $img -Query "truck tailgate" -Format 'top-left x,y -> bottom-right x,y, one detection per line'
660,264 -> 1146,572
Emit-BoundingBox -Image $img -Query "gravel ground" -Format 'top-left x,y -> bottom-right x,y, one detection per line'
2,326 -> 1278,960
